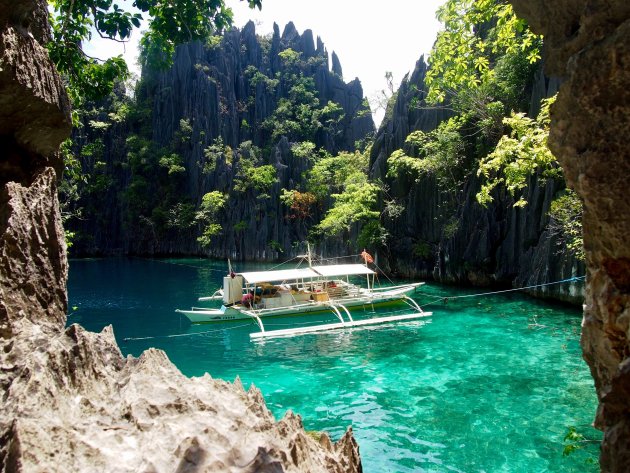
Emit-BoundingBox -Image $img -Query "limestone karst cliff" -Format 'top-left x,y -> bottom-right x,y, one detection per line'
68,21 -> 374,259
66,19 -> 584,305
369,56 -> 584,303
0,2 -> 363,471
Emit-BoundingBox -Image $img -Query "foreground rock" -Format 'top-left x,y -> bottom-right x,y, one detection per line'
0,1 -> 362,471
509,0 -> 630,470
1,319 -> 360,472
0,173 -> 361,472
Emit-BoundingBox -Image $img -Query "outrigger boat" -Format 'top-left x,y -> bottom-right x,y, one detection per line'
176,249 -> 432,339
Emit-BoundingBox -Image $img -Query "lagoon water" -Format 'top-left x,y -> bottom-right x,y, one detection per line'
67,258 -> 600,472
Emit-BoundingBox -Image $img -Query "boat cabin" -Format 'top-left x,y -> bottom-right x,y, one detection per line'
223,264 -> 376,310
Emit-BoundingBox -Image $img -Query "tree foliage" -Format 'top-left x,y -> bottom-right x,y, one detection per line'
262,49 -> 344,143
280,189 -> 317,221
382,1 -> 586,260
425,0 -> 541,104
307,150 -> 367,200
317,181 -> 381,237
548,189 -> 584,261
309,147 -> 388,247
48,0 -> 262,102
232,142 -> 277,195
476,96 -> 560,207
387,117 -> 466,192
196,191 -> 228,247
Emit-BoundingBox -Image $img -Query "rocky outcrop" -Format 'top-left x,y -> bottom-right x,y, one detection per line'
0,0 -> 71,338
0,1 -> 363,471
0,169 -> 68,337
0,0 -> 71,162
1,320 -> 361,472
370,58 -> 451,180
0,168 -> 362,472
369,56 -> 583,303
508,0 -> 630,470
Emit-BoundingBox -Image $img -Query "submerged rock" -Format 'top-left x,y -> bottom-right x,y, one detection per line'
0,1 -> 362,471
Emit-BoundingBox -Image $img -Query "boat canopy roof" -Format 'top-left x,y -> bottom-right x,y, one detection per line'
312,264 -> 375,277
238,264 -> 375,284
239,268 -> 320,284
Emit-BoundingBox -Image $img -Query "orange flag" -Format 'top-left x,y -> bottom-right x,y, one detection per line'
361,249 -> 374,264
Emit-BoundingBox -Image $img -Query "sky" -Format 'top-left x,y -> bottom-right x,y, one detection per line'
85,0 -> 446,125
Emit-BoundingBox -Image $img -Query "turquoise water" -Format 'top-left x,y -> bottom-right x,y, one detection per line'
67,258 -> 600,472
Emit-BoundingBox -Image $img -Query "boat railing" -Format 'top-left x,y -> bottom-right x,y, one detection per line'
368,282 -> 424,292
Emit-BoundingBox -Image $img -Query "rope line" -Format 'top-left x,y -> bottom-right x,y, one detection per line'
122,322 -> 253,341
267,255 -> 302,270
134,253 -> 366,274
371,260 -> 396,285
131,256 -> 228,273
416,276 -> 585,308
316,254 -> 363,263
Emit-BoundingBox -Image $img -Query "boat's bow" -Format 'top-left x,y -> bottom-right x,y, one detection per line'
176,307 -> 229,323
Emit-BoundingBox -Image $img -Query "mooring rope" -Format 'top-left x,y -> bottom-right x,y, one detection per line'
416,275 -> 586,309
267,255 -> 301,270
316,253 -> 363,263
131,256 -> 228,273
122,322 -> 253,341
370,260 -> 396,285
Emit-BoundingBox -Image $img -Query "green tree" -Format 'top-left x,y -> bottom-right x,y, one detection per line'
387,116 -> 466,193
307,150 -> 368,200
317,181 -> 384,246
425,0 -> 541,105
48,0 -> 262,102
475,96 -> 584,260
196,191 -> 228,247
548,190 -> 584,261
291,141 -> 317,160
476,96 -> 560,207
232,141 -> 277,194
308,146 -> 388,247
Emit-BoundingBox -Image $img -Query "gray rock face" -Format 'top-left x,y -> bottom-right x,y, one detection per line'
0,0 -> 71,160
331,51 -> 343,78
0,2 -> 364,471
1,320 -> 362,472
509,0 -> 630,469
71,22 -> 374,259
369,56 -> 584,303
0,169 -> 68,337
370,58 -> 451,181
0,0 -> 70,339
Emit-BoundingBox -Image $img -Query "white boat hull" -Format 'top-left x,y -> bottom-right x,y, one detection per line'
176,282 -> 423,324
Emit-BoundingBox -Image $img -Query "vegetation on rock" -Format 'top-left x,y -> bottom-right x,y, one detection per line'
58,0 -> 583,272
48,0 -> 261,102
384,0 -> 583,261
62,20 -> 374,256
